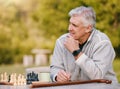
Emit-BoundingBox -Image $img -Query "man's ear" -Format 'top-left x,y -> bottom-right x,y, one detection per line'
85,25 -> 92,33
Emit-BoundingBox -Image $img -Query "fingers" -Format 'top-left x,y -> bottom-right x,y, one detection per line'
67,34 -> 73,38
64,34 -> 79,53
56,70 -> 71,82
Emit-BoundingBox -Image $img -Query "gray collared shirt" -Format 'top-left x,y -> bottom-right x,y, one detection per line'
50,28 -> 118,83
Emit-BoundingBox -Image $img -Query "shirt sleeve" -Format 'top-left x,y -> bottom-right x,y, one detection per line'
75,41 -> 115,79
50,39 -> 65,82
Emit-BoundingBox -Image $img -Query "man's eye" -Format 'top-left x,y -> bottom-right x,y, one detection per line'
73,24 -> 78,27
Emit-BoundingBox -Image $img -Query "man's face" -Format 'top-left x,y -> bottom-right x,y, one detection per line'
68,16 -> 88,40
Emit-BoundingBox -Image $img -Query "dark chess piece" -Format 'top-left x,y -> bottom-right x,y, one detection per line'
26,71 -> 39,84
8,75 -> 11,82
26,73 -> 31,84
35,74 -> 39,81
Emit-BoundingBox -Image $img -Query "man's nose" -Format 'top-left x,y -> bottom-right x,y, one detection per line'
68,25 -> 73,31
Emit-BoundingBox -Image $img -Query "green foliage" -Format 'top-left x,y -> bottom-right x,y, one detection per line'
113,58 -> 120,83
0,0 -> 120,64
33,0 -> 120,46
0,28 -> 13,64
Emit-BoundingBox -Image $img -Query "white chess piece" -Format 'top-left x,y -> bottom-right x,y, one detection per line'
4,72 -> 8,82
0,74 -> 4,82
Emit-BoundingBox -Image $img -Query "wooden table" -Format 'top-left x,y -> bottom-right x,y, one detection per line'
0,83 -> 120,89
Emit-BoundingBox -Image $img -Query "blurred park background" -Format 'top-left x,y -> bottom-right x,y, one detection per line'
0,0 -> 120,82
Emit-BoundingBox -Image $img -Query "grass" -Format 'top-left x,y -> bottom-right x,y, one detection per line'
0,64 -> 26,75
0,58 -> 120,83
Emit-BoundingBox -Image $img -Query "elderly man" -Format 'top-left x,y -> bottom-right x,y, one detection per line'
50,6 -> 118,84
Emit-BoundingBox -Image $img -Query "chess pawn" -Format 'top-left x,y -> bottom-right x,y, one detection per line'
23,78 -> 26,85
17,80 -> 21,86
13,73 -> 17,81
21,75 -> 24,85
10,74 -> 14,83
21,75 -> 26,85
10,73 -> 16,85
13,79 -> 17,86
17,74 -> 20,85
26,73 -> 31,84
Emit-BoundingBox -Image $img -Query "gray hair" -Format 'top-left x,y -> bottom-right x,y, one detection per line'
68,6 -> 96,27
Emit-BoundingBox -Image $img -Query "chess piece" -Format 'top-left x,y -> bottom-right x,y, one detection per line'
8,75 -> 11,82
21,75 -> 26,85
4,72 -> 8,82
26,71 -> 39,84
0,74 -> 4,82
0,72 -> 8,82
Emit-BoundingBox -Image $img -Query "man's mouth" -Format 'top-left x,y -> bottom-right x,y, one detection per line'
69,33 -> 75,37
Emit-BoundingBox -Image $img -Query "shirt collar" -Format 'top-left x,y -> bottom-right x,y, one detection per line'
87,28 -> 96,43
